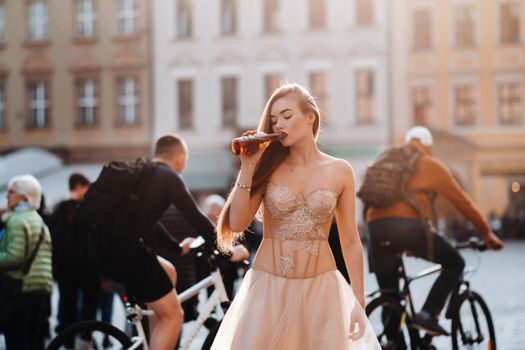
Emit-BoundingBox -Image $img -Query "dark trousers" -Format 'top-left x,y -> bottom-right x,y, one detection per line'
98,281 -> 115,324
4,292 -> 50,350
369,218 -> 465,316
56,272 -> 99,333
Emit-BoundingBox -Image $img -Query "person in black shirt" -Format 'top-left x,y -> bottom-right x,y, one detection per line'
153,205 -> 200,320
100,134 -> 247,350
50,173 -> 100,336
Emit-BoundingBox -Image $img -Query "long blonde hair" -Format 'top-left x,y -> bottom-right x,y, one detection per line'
216,83 -> 321,253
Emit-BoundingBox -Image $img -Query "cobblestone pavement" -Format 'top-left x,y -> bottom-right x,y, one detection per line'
1,241 -> 523,349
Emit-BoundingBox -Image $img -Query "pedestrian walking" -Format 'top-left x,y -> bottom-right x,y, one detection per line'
0,175 -> 52,350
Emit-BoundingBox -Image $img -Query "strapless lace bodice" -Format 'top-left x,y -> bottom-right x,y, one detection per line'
252,183 -> 339,278
265,183 -> 338,240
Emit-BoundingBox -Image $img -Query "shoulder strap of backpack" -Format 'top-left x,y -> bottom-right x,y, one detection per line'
399,147 -> 435,261
21,226 -> 46,276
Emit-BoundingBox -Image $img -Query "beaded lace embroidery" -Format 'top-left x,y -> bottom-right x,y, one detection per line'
264,183 -> 338,276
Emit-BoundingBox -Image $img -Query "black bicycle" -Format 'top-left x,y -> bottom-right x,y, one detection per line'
366,237 -> 496,350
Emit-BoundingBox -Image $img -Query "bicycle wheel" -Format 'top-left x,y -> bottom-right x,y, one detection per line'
47,320 -> 133,350
451,291 -> 496,350
366,296 -> 412,349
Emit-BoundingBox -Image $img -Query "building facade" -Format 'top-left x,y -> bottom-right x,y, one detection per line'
0,0 -> 152,163
153,0 -> 392,194
392,0 -> 525,218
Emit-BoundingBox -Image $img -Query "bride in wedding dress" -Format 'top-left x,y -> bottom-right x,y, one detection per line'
211,83 -> 380,349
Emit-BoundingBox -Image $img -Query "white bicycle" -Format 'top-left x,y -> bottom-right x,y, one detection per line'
47,239 -> 240,350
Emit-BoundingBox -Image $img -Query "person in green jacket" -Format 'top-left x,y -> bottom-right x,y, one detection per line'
0,174 -> 52,350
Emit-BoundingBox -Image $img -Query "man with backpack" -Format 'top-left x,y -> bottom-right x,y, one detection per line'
79,134 -> 247,350
361,126 -> 504,337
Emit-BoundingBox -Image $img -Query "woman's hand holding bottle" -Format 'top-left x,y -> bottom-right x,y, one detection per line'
231,130 -> 282,169
235,131 -> 268,169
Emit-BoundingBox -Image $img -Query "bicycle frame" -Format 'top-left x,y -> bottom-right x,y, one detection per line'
126,306 -> 154,350
178,269 -> 229,350
398,258 -> 479,322
371,255 -> 479,345
369,257 -> 447,347
401,261 -> 443,318
124,268 -> 229,350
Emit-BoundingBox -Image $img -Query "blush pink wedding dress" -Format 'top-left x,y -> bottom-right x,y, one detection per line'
211,183 -> 381,349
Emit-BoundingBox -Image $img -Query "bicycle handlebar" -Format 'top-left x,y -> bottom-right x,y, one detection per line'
188,239 -> 250,270
454,237 -> 487,252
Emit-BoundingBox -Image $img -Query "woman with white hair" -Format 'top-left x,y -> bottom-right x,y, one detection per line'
0,174 -> 53,350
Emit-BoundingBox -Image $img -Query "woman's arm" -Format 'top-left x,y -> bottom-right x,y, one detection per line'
228,163 -> 264,232
334,161 -> 366,309
227,137 -> 271,232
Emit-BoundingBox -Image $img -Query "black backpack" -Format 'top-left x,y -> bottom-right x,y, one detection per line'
75,158 -> 157,258
357,145 -> 421,208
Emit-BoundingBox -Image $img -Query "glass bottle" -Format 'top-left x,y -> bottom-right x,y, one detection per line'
230,132 -> 282,155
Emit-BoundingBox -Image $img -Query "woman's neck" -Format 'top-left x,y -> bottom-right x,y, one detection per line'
286,137 -> 320,167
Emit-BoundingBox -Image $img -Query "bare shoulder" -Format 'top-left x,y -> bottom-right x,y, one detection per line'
320,153 -> 355,177
319,154 -> 355,197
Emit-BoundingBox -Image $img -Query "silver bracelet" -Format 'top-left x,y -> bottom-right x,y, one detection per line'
237,182 -> 251,192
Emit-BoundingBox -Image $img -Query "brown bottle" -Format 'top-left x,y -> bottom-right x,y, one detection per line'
230,132 -> 282,155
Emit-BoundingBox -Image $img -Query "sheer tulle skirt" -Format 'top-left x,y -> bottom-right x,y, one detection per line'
211,269 -> 380,350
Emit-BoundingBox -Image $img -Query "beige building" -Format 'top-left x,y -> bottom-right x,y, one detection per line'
392,0 -> 525,219
153,0 -> 392,195
0,0 -> 151,163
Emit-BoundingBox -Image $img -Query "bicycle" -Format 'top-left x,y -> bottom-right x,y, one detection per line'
366,237 -> 496,350
46,239 -> 243,350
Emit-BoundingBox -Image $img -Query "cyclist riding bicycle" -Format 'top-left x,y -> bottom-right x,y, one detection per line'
365,126 -> 504,336
94,134 -> 247,350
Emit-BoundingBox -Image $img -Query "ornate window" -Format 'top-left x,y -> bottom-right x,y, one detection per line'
27,80 -> 50,128
454,85 -> 476,126
76,78 -> 99,127
498,82 -> 523,125
263,0 -> 280,33
177,79 -> 193,129
309,71 -> 328,122
309,0 -> 326,29
412,86 -> 432,126
500,1 -> 520,44
221,0 -> 236,35
27,0 -> 48,41
76,0 -> 96,38
117,76 -> 139,125
414,9 -> 432,50
116,0 -> 138,35
356,69 -> 375,124
0,2 -> 5,41
456,6 -> 475,47
356,0 -> 373,26
176,0 -> 192,38
221,77 -> 238,128
264,73 -> 281,101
